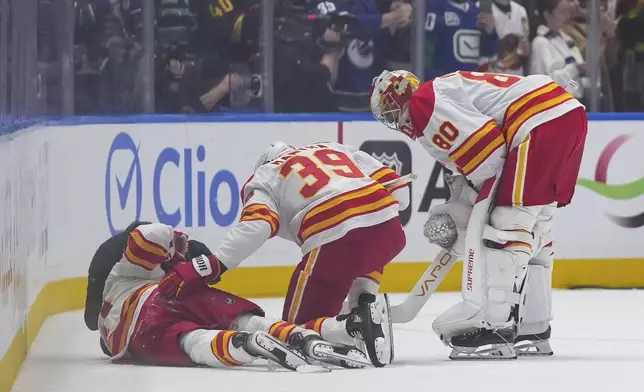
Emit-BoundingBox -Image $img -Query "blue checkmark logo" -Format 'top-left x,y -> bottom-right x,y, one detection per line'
105,133 -> 143,235
115,143 -> 140,209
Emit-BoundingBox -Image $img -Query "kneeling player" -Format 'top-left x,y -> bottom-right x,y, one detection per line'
370,70 -> 587,359
85,221 -> 369,370
166,142 -> 410,367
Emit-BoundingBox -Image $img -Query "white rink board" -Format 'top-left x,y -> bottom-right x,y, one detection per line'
44,121 -> 338,281
2,116 -> 644,362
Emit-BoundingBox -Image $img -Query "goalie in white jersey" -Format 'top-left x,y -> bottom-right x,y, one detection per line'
370,70 -> 588,359
162,141 -> 410,367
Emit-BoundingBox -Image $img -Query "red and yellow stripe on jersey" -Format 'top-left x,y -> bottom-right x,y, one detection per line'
297,183 -> 397,243
448,120 -> 505,176
211,331 -> 244,366
502,82 -> 574,147
240,203 -> 280,237
107,282 -> 156,355
370,167 -> 407,192
268,321 -> 298,342
303,317 -> 330,335
124,229 -> 168,271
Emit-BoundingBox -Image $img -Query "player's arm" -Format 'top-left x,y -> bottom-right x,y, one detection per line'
158,186 -> 278,299
409,80 -> 506,188
120,223 -> 185,276
214,183 -> 279,270
347,147 -> 410,211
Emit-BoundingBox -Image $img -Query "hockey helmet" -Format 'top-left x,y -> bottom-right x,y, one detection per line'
255,141 -> 295,171
369,69 -> 420,139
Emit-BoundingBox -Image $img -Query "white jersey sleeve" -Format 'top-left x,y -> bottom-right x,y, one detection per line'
213,178 -> 280,270
409,76 -> 506,187
111,222 -> 175,279
348,147 -> 410,211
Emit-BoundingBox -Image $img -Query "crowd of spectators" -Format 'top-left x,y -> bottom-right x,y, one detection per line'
69,0 -> 644,114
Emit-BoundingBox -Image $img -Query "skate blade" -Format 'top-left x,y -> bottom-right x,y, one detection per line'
515,340 -> 554,357
254,332 -> 309,371
449,344 -> 517,360
366,294 -> 394,367
312,344 -> 372,368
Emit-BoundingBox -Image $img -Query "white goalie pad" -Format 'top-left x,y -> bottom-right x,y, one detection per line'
518,263 -> 553,336
432,176 -> 503,339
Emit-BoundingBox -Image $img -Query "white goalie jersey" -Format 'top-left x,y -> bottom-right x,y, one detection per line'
408,71 -> 584,187
213,142 -> 410,269
98,223 -> 176,360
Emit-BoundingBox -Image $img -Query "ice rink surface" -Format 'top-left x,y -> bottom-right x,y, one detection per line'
11,290 -> 644,392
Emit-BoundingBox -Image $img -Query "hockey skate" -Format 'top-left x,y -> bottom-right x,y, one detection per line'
514,325 -> 553,356
343,293 -> 394,367
447,327 -> 517,360
288,332 -> 371,369
236,331 -> 312,371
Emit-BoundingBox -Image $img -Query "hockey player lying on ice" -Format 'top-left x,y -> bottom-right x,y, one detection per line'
185,141 -> 411,367
370,70 -> 587,359
84,221 -> 370,371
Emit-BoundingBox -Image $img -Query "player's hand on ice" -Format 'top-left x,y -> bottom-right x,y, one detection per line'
158,255 -> 226,300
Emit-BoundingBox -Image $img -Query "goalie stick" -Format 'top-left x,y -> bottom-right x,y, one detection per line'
390,175 -> 506,324
380,173 -> 417,188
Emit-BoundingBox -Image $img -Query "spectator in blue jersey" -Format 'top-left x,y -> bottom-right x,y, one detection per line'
424,0 -> 500,79
320,0 -> 413,111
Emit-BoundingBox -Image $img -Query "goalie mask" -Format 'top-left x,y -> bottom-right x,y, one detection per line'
370,69 -> 420,139
255,141 -> 295,171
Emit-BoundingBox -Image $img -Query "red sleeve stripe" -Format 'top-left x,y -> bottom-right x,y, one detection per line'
370,167 -> 397,182
124,230 -> 169,270
240,203 -> 280,237
449,122 -> 505,176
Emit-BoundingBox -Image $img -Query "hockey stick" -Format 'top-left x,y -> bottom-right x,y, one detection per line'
381,173 -> 418,188
390,175 -> 508,324
390,248 -> 457,323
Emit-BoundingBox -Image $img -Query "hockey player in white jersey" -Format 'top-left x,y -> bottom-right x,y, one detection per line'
95,221 -> 370,371
369,69 -> 588,359
161,141 -> 410,367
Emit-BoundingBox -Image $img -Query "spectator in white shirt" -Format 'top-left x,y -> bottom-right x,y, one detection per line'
530,0 -> 587,101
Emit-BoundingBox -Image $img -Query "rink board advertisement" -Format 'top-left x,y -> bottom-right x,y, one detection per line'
2,115 -> 644,390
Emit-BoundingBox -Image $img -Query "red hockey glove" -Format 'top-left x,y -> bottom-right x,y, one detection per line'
158,255 -> 225,300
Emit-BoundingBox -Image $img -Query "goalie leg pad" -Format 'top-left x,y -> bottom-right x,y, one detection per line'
433,206 -> 542,340
515,248 -> 554,356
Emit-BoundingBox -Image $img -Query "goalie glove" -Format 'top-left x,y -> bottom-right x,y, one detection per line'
424,174 -> 478,256
158,254 -> 227,300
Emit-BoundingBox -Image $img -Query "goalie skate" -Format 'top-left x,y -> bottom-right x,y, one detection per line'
514,326 -> 554,356
447,327 -> 517,360
289,332 -> 371,369
242,331 -> 312,371
345,293 -> 394,367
